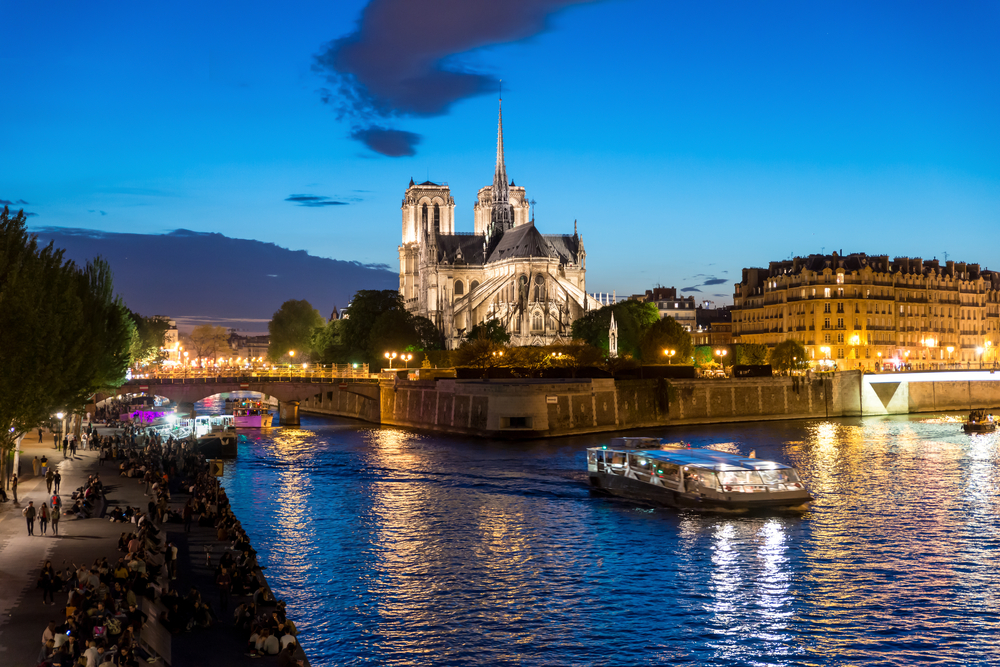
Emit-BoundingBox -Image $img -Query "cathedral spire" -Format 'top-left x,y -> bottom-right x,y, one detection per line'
487,83 -> 513,250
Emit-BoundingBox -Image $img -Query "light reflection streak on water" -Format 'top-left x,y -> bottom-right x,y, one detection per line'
219,414 -> 1000,666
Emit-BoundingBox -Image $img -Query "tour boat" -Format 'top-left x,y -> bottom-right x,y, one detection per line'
229,399 -> 274,428
963,410 -> 997,434
197,430 -> 238,458
586,437 -> 812,510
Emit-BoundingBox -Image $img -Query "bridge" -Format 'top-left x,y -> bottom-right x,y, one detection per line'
121,366 -> 382,425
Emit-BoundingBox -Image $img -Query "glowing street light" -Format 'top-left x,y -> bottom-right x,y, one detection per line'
663,348 -> 676,364
384,351 -> 398,369
400,353 -> 413,369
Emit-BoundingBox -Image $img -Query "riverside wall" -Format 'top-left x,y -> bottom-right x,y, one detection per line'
299,370 -> 1000,438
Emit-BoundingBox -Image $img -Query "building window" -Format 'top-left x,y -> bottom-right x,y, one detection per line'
421,203 -> 428,234
433,203 -> 441,234
534,275 -> 545,301
824,334 -> 831,343
837,318 -> 844,327
531,311 -> 543,331
471,280 -> 479,291
824,318 -> 830,328
837,333 -> 844,343
837,348 -> 845,359
825,288 -> 831,298
824,304 -> 831,313
455,280 -> 465,296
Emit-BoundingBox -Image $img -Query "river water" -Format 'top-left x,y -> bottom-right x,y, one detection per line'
208,408 -> 1000,666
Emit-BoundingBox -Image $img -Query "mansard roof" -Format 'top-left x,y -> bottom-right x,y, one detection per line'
486,222 -> 578,264
543,233 -> 581,265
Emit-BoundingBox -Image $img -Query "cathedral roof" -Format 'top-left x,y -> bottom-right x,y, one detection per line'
487,222 -> 568,263
435,234 -> 486,265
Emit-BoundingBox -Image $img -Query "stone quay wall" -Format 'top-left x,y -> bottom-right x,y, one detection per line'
299,371 -> 1000,438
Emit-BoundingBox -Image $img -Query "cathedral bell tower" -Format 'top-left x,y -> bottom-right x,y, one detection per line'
484,96 -> 513,256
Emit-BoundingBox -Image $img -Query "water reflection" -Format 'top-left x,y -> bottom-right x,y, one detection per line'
219,414 -> 1000,666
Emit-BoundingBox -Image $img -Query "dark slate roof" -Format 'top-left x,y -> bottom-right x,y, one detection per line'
435,234 -> 486,265
487,223 -> 555,263
543,234 -> 581,264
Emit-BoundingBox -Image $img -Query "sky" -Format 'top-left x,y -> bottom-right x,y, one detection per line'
3,0 -> 999,306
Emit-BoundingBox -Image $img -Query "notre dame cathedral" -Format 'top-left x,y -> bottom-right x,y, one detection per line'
398,100 -> 593,349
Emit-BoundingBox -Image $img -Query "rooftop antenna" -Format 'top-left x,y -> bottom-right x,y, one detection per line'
943,251 -> 950,262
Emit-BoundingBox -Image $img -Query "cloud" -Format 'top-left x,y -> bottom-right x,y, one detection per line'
703,278 -> 727,286
314,0 -> 598,155
284,194 -> 350,207
681,286 -> 703,293
24,212 -> 38,217
350,126 -> 420,157
88,210 -> 108,216
0,198 -> 30,206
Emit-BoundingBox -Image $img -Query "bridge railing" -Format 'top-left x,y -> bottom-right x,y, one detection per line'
127,364 -> 377,383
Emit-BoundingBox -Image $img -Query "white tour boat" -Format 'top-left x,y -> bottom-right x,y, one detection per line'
586,437 -> 812,510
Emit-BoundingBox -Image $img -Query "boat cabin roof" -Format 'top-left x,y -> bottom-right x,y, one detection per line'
589,445 -> 792,472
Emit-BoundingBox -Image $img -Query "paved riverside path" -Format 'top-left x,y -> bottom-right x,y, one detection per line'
0,429 -> 310,666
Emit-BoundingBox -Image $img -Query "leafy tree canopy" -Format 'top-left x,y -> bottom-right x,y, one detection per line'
639,316 -> 693,363
190,325 -> 232,360
129,312 -> 171,364
341,290 -> 408,363
770,339 -> 807,371
571,300 -> 659,358
465,319 -> 511,345
0,207 -> 133,479
734,343 -> 769,366
267,299 -> 325,362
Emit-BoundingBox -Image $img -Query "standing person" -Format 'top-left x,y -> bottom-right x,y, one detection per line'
61,436 -> 68,458
53,432 -> 58,449
32,456 -> 40,477
39,503 -> 49,535
23,500 -> 36,535
46,468 -> 54,493
70,437 -> 77,457
217,566 -> 232,615
54,471 -> 61,494
50,501 -> 60,536
182,499 -> 193,533
38,428 -> 44,443
12,474 -> 18,504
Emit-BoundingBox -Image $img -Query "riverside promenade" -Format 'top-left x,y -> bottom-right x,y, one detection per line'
0,428 -> 310,666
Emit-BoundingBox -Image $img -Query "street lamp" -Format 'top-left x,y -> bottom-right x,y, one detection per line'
384,351 -> 397,369
401,353 -> 413,369
976,346 -> 984,369
663,348 -> 676,364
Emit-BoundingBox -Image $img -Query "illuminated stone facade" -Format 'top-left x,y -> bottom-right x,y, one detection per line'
732,253 -> 1000,369
399,101 -> 593,349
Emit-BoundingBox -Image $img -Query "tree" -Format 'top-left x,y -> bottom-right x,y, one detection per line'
190,325 -> 231,360
369,309 -> 420,365
770,340 -> 807,372
267,299 -> 325,362
639,316 -> 693,363
411,315 -> 444,351
465,319 -> 511,345
129,312 -> 171,364
312,319 -> 352,364
734,343 -> 769,366
0,207 -> 133,486
571,301 -> 659,358
341,290 -> 409,363
454,338 -> 509,372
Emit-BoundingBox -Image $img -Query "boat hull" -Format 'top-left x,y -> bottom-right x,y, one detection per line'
964,423 -> 996,434
588,471 -> 811,511
234,414 -> 273,428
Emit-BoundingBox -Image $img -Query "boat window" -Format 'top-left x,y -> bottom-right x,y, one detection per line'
717,470 -> 764,488
654,463 -> 680,482
689,468 -> 720,490
587,450 -> 599,464
628,454 -> 651,472
608,452 -> 627,468
758,469 -> 799,484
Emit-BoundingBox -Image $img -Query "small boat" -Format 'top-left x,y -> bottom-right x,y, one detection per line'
197,429 -> 238,458
586,437 -> 812,510
229,399 -> 274,428
963,410 -> 997,434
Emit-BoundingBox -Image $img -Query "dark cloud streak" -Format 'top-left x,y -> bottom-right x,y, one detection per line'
314,0 -> 598,156
285,194 -> 350,207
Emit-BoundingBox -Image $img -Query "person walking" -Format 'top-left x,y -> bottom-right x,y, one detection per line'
37,428 -> 43,443
50,501 -> 60,536
23,500 -> 36,535
61,436 -> 68,458
45,468 -> 54,493
12,474 -> 18,504
39,561 -> 56,605
54,471 -> 61,494
39,503 -> 49,535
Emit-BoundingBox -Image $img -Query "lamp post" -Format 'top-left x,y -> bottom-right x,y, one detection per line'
663,348 -> 676,365
384,351 -> 397,369
401,353 -> 413,369
714,348 -> 727,373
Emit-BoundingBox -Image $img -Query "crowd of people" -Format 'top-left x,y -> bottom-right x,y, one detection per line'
34,422 -> 306,666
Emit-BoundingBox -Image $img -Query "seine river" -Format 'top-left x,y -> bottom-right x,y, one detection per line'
208,405 -> 1000,666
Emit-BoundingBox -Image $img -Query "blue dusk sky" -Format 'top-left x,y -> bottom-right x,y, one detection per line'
3,0 -> 998,304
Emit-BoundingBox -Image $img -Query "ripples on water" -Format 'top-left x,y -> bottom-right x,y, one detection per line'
214,415 -> 1000,666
